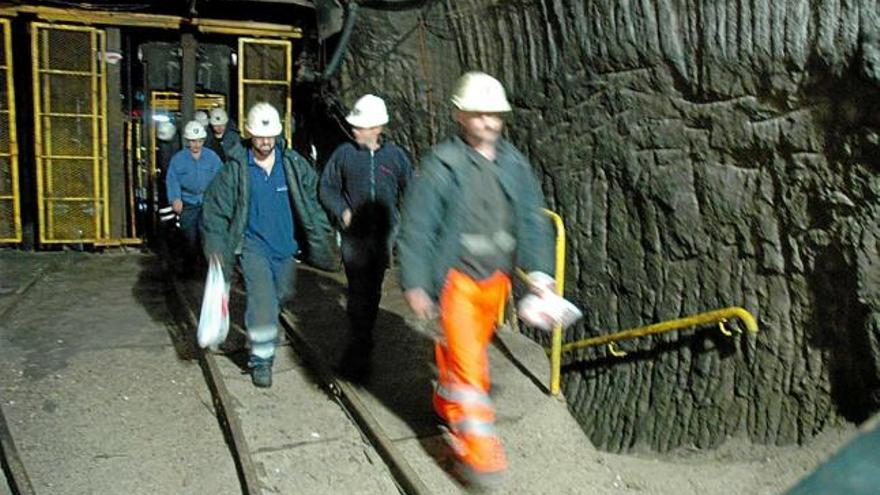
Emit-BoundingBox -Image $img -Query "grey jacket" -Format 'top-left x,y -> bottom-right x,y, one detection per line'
398,135 -> 554,299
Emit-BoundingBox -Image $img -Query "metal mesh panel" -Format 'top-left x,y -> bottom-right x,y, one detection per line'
47,159 -> 95,197
0,156 -> 10,195
0,200 -> 12,239
43,116 -> 95,156
243,43 -> 287,80
244,86 -> 287,126
44,29 -> 92,72
0,72 -> 7,112
48,200 -> 96,240
0,115 -> 8,154
45,74 -> 92,114
33,23 -> 106,243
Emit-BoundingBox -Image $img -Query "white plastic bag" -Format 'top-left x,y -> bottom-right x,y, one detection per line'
197,258 -> 230,349
517,291 -> 583,331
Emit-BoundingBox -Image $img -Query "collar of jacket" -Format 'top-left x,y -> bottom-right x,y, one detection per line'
439,134 -> 522,199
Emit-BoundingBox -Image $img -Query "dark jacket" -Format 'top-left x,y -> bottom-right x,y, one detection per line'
398,135 -> 554,299
201,144 -> 338,277
205,123 -> 242,162
319,141 -> 412,237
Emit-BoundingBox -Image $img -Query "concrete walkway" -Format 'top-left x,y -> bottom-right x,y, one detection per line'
1,251 -> 851,495
0,252 -> 237,494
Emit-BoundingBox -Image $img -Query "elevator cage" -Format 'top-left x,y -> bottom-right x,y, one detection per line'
0,4 -> 305,247
0,18 -> 19,242
32,22 -> 109,244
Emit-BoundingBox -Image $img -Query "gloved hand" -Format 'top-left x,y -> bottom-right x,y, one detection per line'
527,271 -> 557,294
517,285 -> 583,331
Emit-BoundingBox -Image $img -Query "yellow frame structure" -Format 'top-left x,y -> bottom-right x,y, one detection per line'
238,37 -> 292,144
147,91 -> 225,233
0,5 -> 304,39
32,22 -> 108,244
148,90 -> 226,190
0,18 -> 20,242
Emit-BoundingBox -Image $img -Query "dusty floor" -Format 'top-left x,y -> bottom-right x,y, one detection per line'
0,250 -> 860,494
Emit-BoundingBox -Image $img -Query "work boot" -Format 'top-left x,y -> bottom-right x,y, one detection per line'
442,428 -> 506,491
456,461 -> 504,492
336,337 -> 373,383
249,356 -> 273,388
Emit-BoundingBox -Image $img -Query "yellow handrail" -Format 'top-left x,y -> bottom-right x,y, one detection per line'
553,306 -> 758,356
499,209 -> 567,396
502,209 -> 757,396
543,209 -> 566,396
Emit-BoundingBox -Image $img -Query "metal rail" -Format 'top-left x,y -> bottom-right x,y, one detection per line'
278,310 -> 433,495
543,209 -> 566,396
0,266 -> 51,495
0,407 -> 34,495
554,306 -> 759,356
166,266 -> 262,495
167,263 -> 431,495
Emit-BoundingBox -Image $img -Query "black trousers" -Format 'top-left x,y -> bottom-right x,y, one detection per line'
341,232 -> 390,347
178,203 -> 203,266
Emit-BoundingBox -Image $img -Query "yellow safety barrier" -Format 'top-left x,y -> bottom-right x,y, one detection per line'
555,306 -> 758,357
0,17 -> 20,243
543,209 -> 566,396
500,208 -> 758,398
499,208 -> 567,396
32,22 -> 109,244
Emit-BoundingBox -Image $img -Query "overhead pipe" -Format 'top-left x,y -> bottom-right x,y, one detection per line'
299,1 -> 358,83
321,1 -> 358,79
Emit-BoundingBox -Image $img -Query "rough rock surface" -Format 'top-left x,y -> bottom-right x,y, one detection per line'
332,0 -> 880,452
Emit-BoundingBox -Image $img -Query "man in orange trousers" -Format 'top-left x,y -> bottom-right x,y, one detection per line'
398,71 -> 555,486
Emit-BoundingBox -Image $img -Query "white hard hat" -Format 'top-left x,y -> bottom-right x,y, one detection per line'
194,110 -> 210,128
346,94 -> 389,128
209,108 -> 229,126
451,71 -> 512,113
156,121 -> 177,142
246,102 -> 283,137
183,120 -> 207,140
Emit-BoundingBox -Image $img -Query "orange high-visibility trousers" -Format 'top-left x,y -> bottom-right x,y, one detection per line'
433,269 -> 511,474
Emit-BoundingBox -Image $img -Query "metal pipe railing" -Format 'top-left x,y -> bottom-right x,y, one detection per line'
543,209 -> 566,396
554,306 -> 758,357
502,209 -> 758,397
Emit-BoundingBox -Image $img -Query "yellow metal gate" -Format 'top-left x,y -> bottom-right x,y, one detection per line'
0,18 -> 19,243
238,38 -> 292,144
32,22 -> 108,244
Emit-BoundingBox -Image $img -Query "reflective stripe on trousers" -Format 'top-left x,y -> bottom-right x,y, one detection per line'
433,268 -> 510,473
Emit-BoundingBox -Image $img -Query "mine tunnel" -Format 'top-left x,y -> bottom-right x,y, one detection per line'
0,1 -> 878,494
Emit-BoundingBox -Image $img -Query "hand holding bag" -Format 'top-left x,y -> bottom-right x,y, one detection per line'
197,258 -> 230,349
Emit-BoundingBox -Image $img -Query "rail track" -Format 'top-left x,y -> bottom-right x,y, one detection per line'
0,254 -> 437,495
166,263 -> 433,495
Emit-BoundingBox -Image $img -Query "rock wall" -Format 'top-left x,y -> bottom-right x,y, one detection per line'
334,0 -> 880,452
